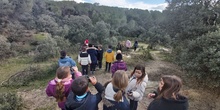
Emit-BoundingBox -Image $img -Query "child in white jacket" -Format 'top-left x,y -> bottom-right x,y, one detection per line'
126,64 -> 148,110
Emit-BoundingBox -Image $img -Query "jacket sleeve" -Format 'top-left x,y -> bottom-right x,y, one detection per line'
78,54 -> 81,63
88,54 -> 91,64
45,83 -> 53,97
74,71 -> 82,78
70,58 -> 76,67
111,62 -> 117,74
133,76 -> 148,99
94,82 -> 105,103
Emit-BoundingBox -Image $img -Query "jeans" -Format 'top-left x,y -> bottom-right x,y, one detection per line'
81,65 -> 88,75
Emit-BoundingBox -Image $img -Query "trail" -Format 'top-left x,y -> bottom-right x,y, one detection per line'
18,44 -> 220,110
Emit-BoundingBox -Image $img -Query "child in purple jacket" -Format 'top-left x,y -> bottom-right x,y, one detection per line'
111,53 -> 127,77
46,66 -> 82,110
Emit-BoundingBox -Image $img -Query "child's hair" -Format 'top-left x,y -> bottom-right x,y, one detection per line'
130,64 -> 146,84
157,75 -> 182,100
60,50 -> 66,58
116,53 -> 123,60
71,76 -> 89,96
108,45 -> 112,49
55,66 -> 71,102
88,44 -> 92,47
112,70 -> 129,102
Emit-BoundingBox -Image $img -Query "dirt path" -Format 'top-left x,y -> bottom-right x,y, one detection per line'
18,47 -> 220,110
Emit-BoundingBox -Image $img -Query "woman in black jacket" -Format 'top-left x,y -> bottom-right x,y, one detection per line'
147,75 -> 188,110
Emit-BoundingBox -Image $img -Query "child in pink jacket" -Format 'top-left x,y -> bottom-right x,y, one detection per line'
46,66 -> 82,110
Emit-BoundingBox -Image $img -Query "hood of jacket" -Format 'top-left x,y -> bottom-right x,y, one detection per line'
65,91 -> 88,110
107,49 -> 112,53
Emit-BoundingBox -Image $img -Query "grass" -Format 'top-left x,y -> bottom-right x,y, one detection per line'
0,56 -> 58,93
33,33 -> 48,41
0,57 -> 32,83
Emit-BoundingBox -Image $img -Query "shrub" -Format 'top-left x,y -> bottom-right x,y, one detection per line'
176,30 -> 220,89
0,93 -> 22,110
0,35 -> 14,59
140,46 -> 153,60
33,34 -> 59,62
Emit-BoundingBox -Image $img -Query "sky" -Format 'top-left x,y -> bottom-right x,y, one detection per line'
55,0 -> 168,11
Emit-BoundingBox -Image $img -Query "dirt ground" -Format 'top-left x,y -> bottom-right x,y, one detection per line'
18,49 -> 220,110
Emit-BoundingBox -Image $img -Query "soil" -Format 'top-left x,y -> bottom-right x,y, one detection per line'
17,48 -> 220,110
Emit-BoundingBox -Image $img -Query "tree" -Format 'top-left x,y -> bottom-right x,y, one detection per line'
93,21 -> 110,44
64,15 -> 93,44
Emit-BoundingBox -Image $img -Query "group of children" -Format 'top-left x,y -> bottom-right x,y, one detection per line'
46,65 -> 188,110
46,42 -> 188,110
78,43 -> 126,76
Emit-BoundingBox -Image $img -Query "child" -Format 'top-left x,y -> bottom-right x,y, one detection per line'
111,53 -> 127,77
97,45 -> 104,69
65,75 -> 105,110
78,46 -> 91,75
133,41 -> 138,51
126,64 -> 148,110
103,70 -> 130,110
104,45 -> 115,72
125,40 -> 131,50
45,66 -> 82,110
147,75 -> 188,110
58,50 -> 77,79
58,50 -> 76,68
87,44 -> 98,74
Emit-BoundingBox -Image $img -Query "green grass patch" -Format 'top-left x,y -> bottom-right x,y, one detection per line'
1,63 -> 58,88
0,56 -> 32,83
33,33 -> 48,41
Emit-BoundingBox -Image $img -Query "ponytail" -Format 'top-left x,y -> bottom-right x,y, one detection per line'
55,81 -> 66,102
113,90 -> 123,102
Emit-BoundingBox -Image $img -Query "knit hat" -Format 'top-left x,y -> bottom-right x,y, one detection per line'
116,53 -> 123,60
117,50 -> 121,54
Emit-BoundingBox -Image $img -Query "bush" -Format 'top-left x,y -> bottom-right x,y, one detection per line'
176,30 -> 220,89
0,35 -> 14,59
33,34 -> 59,62
140,46 -> 153,60
0,93 -> 22,110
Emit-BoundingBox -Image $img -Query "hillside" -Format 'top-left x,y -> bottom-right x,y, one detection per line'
4,43 -> 219,110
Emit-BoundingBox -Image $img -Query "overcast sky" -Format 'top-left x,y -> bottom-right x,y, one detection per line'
54,0 -> 168,11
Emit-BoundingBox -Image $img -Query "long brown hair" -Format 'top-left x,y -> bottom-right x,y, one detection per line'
55,66 -> 70,102
130,64 -> 146,84
157,75 -> 182,100
112,70 -> 129,102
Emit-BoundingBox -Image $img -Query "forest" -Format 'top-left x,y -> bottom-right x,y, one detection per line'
0,0 -> 220,109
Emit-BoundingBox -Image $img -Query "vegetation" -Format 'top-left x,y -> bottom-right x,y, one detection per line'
0,0 -> 220,108
0,93 -> 23,110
